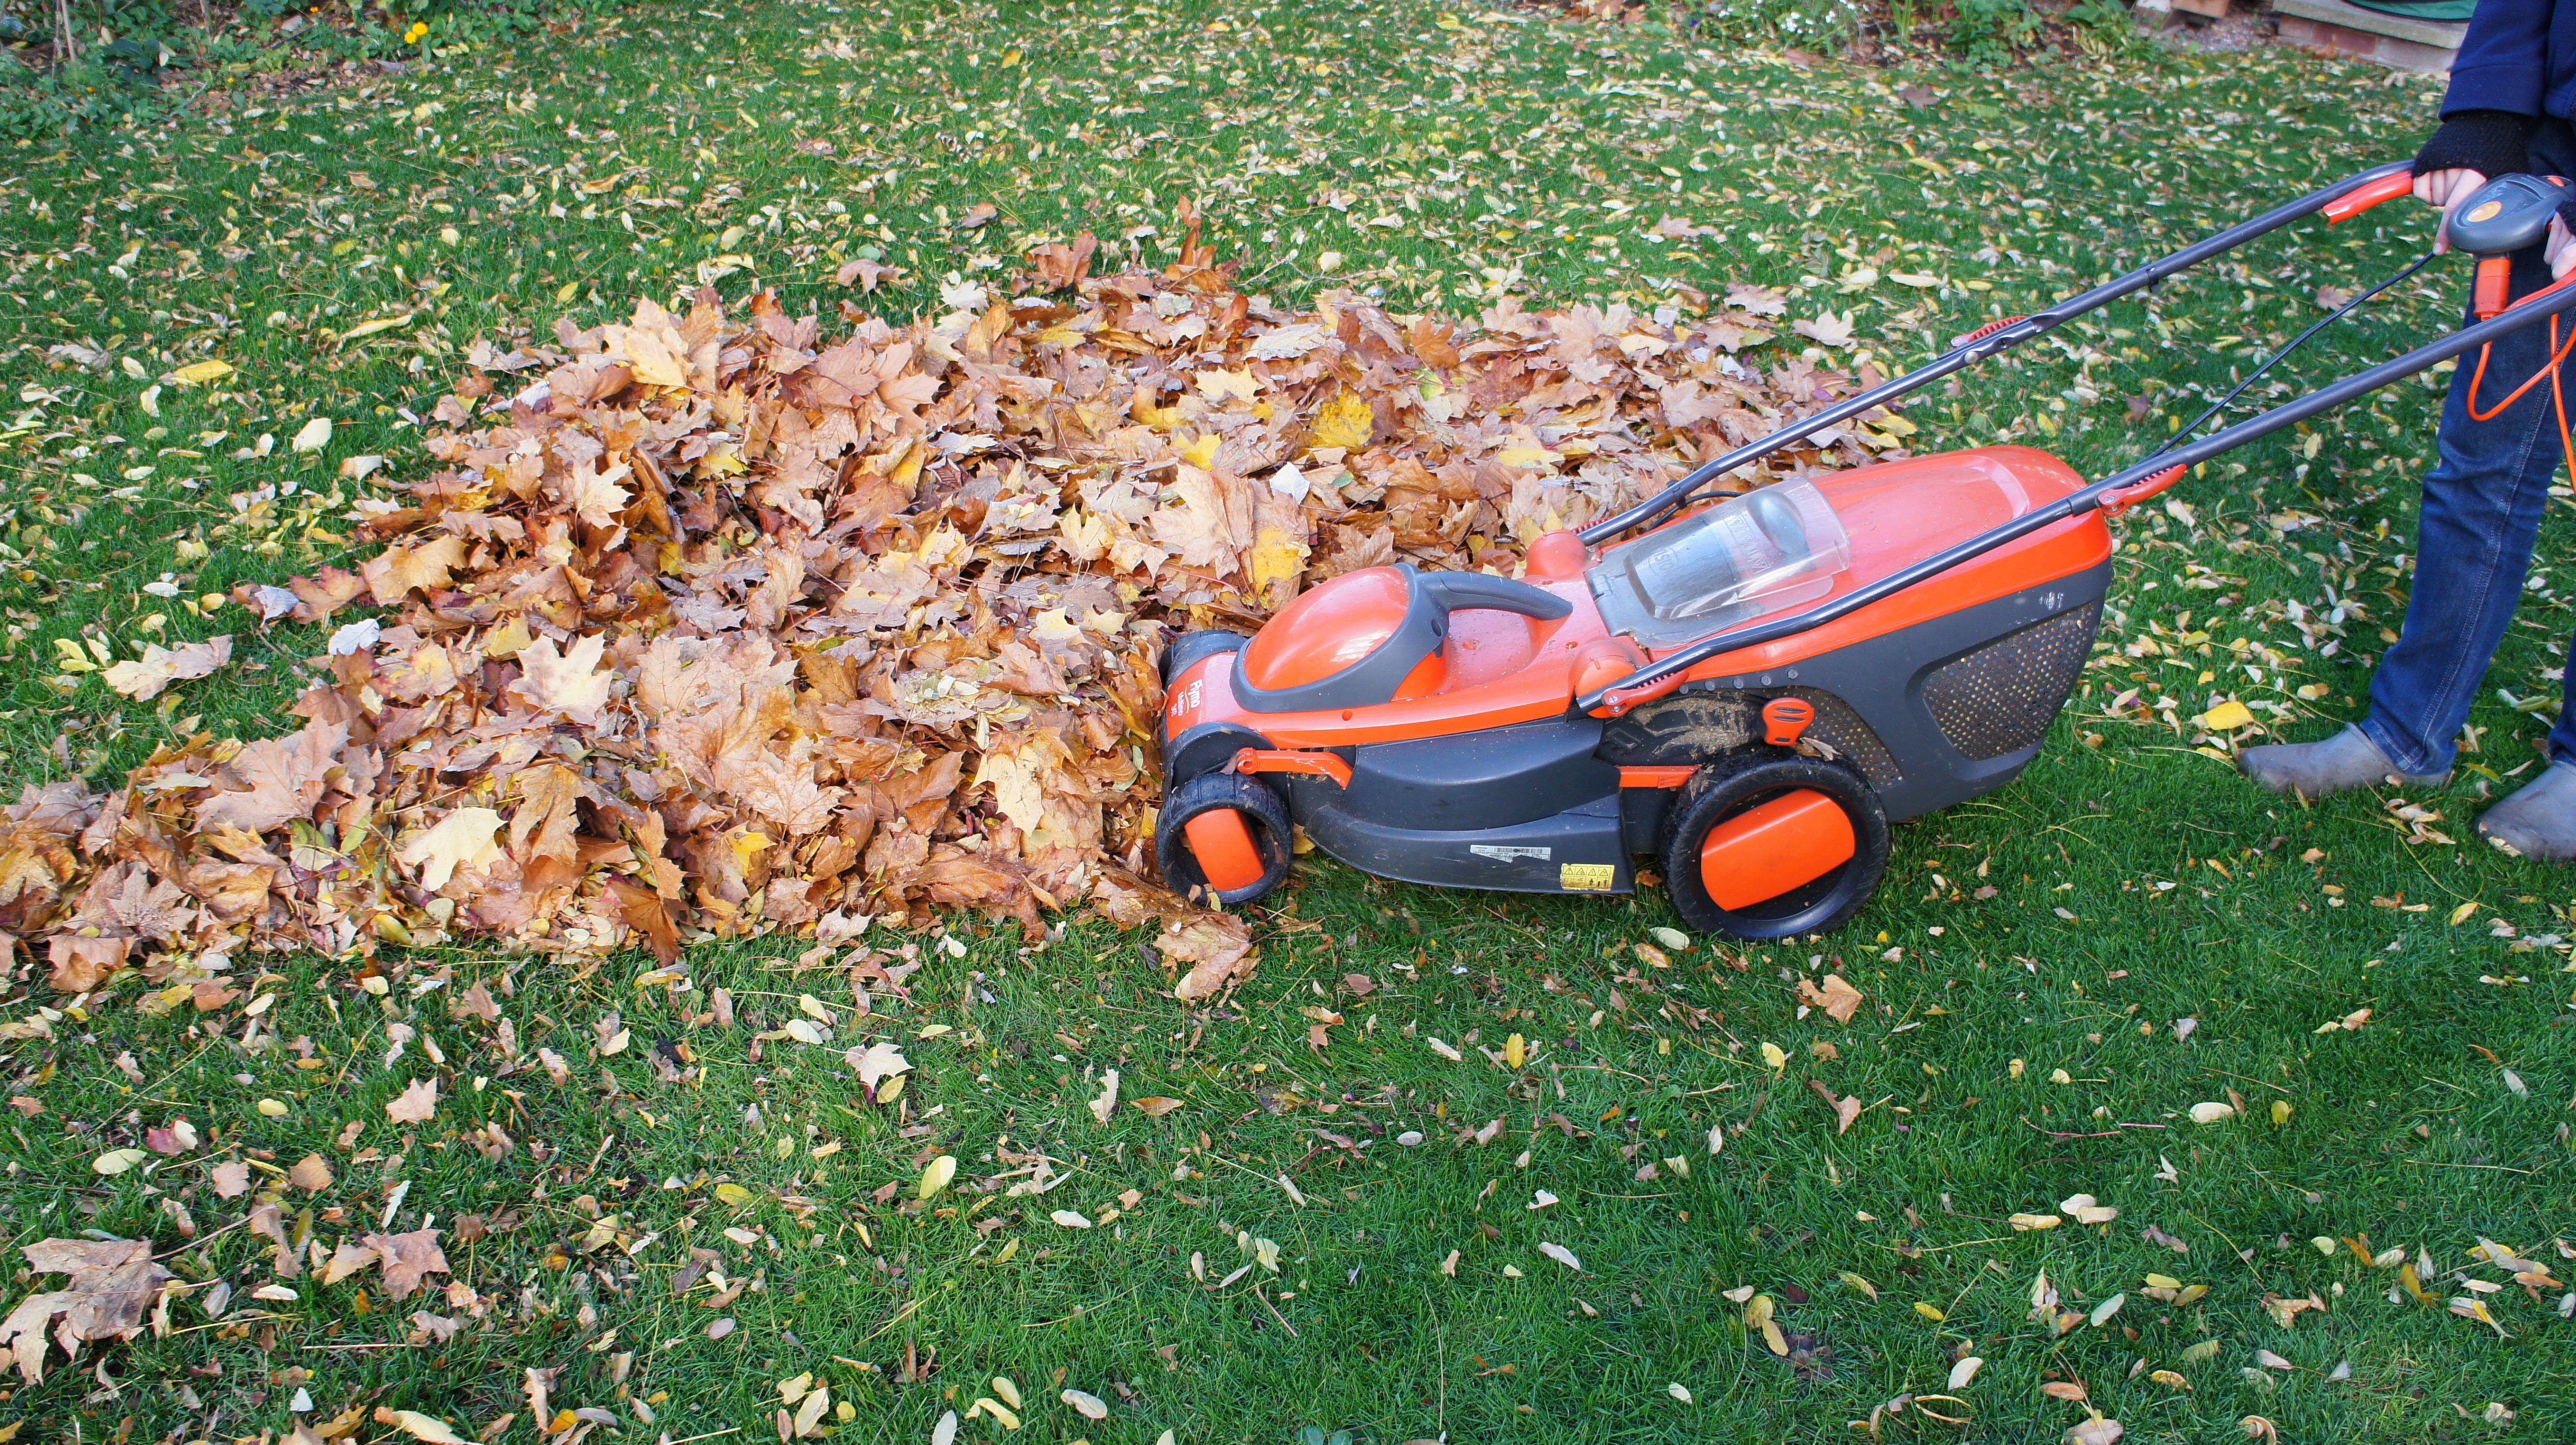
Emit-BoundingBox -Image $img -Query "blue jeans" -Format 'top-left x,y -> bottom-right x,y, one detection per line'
2362,121 -> 2576,775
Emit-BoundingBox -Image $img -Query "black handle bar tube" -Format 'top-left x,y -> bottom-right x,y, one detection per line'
1577,159 -> 2418,547
1574,272 -> 2576,716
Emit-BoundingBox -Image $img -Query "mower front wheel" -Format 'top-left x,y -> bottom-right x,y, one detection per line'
1662,756 -> 1889,940
1156,770 -> 1294,908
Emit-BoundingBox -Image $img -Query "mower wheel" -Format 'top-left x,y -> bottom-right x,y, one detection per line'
1662,755 -> 1889,940
1162,629 -> 1250,687
1155,770 -> 1294,907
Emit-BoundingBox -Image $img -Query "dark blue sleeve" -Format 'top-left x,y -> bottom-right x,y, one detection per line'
2446,0 -> 2553,116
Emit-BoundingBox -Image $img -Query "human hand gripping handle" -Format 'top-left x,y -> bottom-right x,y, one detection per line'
2441,174 -> 2576,314
2418,167 -> 2488,254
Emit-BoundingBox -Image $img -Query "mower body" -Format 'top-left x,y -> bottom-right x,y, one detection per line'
1157,446 -> 2112,935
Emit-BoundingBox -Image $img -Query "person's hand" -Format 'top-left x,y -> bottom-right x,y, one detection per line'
2418,167 -> 2489,254
2549,215 -> 2576,280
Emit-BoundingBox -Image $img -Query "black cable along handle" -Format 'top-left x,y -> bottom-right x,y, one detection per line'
1579,160 -> 2419,547
1576,271 -> 2576,718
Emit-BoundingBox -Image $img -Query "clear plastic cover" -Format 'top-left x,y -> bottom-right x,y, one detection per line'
1588,478 -> 1852,648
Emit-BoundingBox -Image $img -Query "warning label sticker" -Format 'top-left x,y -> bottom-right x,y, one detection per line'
1558,862 -> 1616,891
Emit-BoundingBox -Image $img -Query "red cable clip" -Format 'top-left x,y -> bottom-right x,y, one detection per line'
1950,315 -> 2029,349
2101,465 -> 2187,518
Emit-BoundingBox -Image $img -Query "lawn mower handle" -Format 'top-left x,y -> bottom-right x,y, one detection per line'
1580,159 -> 2419,547
1576,268 -> 2576,718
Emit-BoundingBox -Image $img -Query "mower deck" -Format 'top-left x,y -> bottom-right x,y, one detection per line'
1156,445 -> 2112,937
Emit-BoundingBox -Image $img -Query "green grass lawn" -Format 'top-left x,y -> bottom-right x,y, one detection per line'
4,1 -> 2574,1440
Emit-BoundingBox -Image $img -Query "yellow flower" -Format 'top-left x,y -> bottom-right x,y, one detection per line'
403,20 -> 427,42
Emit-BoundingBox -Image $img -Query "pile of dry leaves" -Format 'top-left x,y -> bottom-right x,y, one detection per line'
6,215 -> 1901,1001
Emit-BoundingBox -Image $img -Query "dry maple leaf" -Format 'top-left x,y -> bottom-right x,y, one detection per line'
361,535 -> 467,605
1796,972 -> 1865,1024
1028,232 -> 1098,291
287,565 -> 369,622
513,635 -> 616,723
1807,1079 -> 1863,1134
320,1238 -> 381,1287
508,765 -> 584,863
562,458 -> 632,530
0,1237 -> 172,1382
844,1042 -> 910,1090
195,720 -> 346,835
102,636 -> 232,701
45,934 -> 131,993
397,807 -> 504,893
365,1228 -> 450,1300
387,1078 -> 439,1124
1163,915 -> 1257,1001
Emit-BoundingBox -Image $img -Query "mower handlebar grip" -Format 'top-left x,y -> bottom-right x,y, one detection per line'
1416,572 -> 1575,622
2322,170 -> 2415,225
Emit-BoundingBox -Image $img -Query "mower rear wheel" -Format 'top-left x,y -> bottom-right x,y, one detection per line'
1156,770 -> 1294,907
1662,755 -> 1889,940
1162,629 -> 1250,687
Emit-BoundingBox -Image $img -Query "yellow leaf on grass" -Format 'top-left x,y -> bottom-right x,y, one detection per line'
918,1155 -> 958,1200
164,359 -> 235,386
335,314 -> 415,345
714,1182 -> 757,1208
2193,700 -> 2255,731
1914,1301 -> 1947,1322
373,1409 -> 470,1444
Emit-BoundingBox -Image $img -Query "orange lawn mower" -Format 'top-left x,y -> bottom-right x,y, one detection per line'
1156,163 -> 2576,940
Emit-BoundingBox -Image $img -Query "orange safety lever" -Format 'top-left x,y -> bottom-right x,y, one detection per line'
2322,171 -> 2415,225
1229,748 -> 1353,788
1761,696 -> 1816,746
